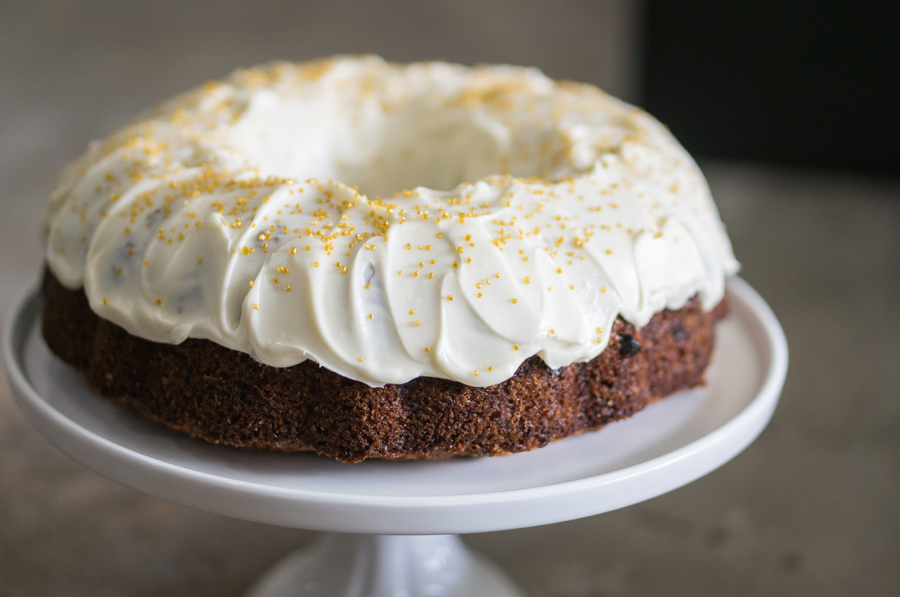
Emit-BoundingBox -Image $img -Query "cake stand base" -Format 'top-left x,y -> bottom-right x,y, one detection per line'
245,533 -> 523,597
3,278 -> 787,597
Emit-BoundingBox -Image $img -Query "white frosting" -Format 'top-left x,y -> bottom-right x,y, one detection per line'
43,56 -> 739,387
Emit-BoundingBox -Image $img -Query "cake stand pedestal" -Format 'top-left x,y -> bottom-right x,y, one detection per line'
2,278 -> 787,597
245,534 -> 522,597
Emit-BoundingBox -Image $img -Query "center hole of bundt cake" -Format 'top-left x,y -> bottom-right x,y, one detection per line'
330,114 -> 508,197
228,92 -> 564,197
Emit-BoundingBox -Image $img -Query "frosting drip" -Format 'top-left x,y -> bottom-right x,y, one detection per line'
43,56 -> 739,387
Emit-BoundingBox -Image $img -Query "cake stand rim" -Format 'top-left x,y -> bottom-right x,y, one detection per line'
2,276 -> 787,534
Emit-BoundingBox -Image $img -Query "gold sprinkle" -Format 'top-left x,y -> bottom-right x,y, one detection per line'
511,298 -> 518,304
274,277 -> 280,284
456,246 -> 464,254
423,347 -> 430,353
241,246 -> 254,255
409,309 -> 415,315
253,303 -> 259,310
249,280 -> 254,288
198,257 -> 204,264
368,313 -> 373,319
290,247 -> 298,254
102,298 -> 109,306
358,357 -> 364,362
473,370 -> 479,376
365,284 -> 371,290
155,299 -> 163,306
513,345 -> 519,351
277,265 -> 290,274
428,272 -> 435,279
446,294 -> 454,301
313,261 -> 320,267
414,320 -> 421,327
285,284 -> 292,291
524,277 -> 531,284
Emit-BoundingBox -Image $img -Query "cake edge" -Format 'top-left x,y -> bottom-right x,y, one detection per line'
40,267 -> 728,463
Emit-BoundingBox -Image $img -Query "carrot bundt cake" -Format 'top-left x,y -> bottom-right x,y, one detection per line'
40,56 -> 739,462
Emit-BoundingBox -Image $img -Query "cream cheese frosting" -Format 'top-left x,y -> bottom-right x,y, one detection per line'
42,55 -> 739,387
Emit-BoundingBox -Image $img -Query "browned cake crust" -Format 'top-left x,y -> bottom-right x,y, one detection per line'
40,268 -> 727,463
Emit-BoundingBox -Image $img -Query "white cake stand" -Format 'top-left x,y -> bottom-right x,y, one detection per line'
3,277 -> 786,597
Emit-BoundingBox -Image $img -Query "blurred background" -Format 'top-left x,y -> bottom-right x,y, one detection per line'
1,1 -> 897,596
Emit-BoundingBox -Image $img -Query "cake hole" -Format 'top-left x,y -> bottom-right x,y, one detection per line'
227,88 -> 572,197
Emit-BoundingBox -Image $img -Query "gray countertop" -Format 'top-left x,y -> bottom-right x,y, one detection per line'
2,2 -> 898,596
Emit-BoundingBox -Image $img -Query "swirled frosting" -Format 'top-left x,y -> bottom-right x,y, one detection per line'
43,56 -> 739,387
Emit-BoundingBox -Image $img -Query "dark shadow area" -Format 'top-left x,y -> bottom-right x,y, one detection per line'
642,1 -> 899,176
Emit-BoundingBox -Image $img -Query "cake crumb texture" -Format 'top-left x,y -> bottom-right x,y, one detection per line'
42,269 -> 726,463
